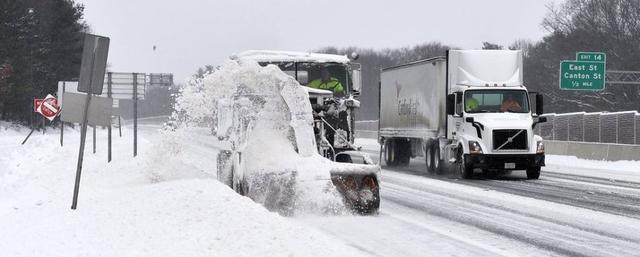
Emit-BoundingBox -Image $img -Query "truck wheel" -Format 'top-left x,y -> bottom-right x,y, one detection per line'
384,140 -> 397,166
433,143 -> 444,175
457,149 -> 473,179
526,167 -> 541,179
426,143 -> 435,174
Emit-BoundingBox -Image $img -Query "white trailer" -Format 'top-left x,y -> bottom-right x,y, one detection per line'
379,50 -> 547,179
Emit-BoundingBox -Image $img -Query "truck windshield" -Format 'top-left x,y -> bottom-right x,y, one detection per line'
464,90 -> 530,113
258,62 -> 350,97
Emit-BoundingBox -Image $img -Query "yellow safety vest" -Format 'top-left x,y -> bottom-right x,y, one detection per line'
308,77 -> 344,93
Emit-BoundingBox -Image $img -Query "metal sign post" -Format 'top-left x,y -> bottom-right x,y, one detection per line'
107,72 -> 112,162
92,125 -> 96,154
71,33 -> 109,210
133,73 -> 138,157
60,82 -> 65,147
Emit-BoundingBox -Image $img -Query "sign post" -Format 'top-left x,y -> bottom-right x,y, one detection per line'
107,73 -> 112,162
71,33 -> 109,210
559,52 -> 607,91
133,73 -> 138,157
60,82 -> 65,147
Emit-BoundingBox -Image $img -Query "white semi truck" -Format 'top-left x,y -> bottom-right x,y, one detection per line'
379,50 -> 547,179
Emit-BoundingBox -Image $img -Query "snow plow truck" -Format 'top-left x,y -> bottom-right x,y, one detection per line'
215,50 -> 380,215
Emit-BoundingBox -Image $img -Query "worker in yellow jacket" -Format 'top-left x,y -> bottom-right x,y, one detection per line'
308,68 -> 344,93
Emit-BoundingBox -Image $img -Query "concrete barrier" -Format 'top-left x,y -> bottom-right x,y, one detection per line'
544,140 -> 640,161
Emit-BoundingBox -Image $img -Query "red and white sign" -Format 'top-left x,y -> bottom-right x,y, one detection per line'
34,94 -> 61,121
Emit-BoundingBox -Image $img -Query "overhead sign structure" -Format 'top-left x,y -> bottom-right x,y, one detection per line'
149,73 -> 173,87
559,52 -> 606,91
105,72 -> 146,100
34,94 -> 61,121
77,34 -> 110,95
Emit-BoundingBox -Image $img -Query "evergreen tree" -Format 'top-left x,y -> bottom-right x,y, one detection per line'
0,0 -> 87,122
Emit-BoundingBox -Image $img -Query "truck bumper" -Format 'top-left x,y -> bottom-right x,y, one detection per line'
464,153 -> 545,170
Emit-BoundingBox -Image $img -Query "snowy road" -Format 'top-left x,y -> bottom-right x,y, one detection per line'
299,142 -> 640,257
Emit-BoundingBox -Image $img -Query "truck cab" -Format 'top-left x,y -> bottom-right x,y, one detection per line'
446,86 -> 546,179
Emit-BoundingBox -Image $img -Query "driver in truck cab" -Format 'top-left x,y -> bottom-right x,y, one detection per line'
500,93 -> 522,112
308,67 -> 344,93
465,97 -> 479,112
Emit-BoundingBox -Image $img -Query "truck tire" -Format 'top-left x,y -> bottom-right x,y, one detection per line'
433,142 -> 444,175
425,142 -> 435,174
384,139 -> 397,166
527,167 -> 541,179
457,149 -> 473,179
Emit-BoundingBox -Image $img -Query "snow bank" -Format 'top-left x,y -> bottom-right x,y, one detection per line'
0,123 -> 365,256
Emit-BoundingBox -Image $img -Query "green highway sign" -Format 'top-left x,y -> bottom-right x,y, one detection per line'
576,52 -> 606,62
560,52 -> 606,91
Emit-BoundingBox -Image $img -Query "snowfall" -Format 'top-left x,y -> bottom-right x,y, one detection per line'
2,60 -> 640,257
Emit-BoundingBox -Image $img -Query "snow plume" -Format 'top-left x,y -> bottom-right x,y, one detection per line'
166,59 -> 346,215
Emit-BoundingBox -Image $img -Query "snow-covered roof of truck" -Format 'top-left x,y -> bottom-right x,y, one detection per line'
236,50 -> 350,64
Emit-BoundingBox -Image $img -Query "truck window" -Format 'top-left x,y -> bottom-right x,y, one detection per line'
259,62 -> 350,97
464,90 -> 530,113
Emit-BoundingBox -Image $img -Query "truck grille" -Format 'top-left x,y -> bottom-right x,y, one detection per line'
493,130 -> 528,150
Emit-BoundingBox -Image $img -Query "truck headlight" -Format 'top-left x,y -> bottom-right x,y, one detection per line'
536,141 -> 544,154
469,141 -> 483,154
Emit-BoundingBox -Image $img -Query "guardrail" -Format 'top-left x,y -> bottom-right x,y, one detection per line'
545,140 -> 640,161
535,111 -> 639,145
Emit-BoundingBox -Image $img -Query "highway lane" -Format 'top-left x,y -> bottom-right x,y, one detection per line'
299,144 -> 640,256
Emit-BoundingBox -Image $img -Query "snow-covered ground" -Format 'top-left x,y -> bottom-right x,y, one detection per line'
3,123 -> 640,257
0,123 -> 366,257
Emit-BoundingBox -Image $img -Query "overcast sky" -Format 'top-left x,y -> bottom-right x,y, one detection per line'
78,0 -> 564,82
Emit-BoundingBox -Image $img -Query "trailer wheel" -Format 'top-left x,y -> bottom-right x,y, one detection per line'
526,167 -> 541,179
433,142 -> 444,175
425,142 -> 435,173
384,139 -> 397,166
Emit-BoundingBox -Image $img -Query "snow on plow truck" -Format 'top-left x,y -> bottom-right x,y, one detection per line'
215,50 -> 380,215
379,50 -> 547,179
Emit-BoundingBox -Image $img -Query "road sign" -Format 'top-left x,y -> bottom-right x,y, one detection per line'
149,73 -> 173,87
61,92 -> 113,127
34,94 -> 61,121
577,52 -> 606,62
104,72 -> 146,100
78,34 -> 110,95
559,52 -> 606,91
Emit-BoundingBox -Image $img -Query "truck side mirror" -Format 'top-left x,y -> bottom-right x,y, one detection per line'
351,65 -> 362,95
446,94 -> 455,115
538,116 -> 547,123
536,94 -> 544,115
465,117 -> 474,123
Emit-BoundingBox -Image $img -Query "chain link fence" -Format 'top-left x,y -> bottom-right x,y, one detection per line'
535,111 -> 640,145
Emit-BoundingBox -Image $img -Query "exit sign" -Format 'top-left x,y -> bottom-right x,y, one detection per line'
576,52 -> 606,62
559,52 -> 606,91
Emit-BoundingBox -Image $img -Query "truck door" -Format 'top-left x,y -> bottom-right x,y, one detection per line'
447,92 -> 464,139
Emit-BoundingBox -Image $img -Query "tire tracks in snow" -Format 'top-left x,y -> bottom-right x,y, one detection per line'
381,175 -> 640,257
